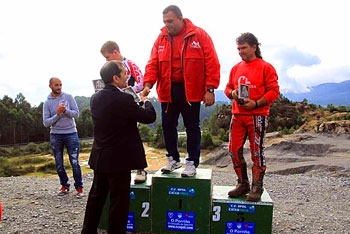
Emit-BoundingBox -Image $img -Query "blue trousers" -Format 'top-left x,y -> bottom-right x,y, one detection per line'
161,83 -> 201,167
50,132 -> 83,189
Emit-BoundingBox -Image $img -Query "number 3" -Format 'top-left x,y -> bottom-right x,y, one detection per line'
212,206 -> 221,221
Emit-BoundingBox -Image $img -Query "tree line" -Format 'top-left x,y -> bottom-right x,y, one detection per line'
0,94 -> 217,145
3,92 -> 347,146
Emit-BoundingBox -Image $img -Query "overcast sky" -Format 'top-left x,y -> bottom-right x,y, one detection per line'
1,0 -> 349,106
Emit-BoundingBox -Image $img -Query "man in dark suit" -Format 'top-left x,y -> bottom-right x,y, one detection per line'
81,60 -> 156,234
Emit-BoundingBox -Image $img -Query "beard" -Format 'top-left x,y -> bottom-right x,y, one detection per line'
52,89 -> 61,95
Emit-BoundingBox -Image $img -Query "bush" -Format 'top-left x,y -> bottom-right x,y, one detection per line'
201,132 -> 215,149
11,147 -> 24,157
0,157 -> 10,176
23,142 -> 38,154
218,128 -> 229,142
150,123 -> 165,149
11,156 -> 50,165
288,127 -> 295,134
37,161 -> 56,173
178,136 -> 187,148
0,147 -> 11,157
37,142 -> 51,155
282,127 -> 289,135
80,141 -> 92,149
139,124 -> 153,142
0,157 -> 35,176
212,137 -> 223,147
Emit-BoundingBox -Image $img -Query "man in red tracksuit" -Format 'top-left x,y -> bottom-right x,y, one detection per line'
225,32 -> 279,202
142,5 -> 220,177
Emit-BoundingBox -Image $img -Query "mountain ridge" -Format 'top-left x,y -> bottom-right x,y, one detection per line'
214,80 -> 350,106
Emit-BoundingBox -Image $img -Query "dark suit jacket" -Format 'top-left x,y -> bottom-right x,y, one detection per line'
89,84 -> 156,173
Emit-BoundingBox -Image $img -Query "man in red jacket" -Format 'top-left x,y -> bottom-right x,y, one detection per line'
225,33 -> 279,202
141,5 -> 220,177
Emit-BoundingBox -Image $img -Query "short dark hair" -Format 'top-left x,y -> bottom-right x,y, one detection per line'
163,5 -> 182,17
100,60 -> 123,85
100,40 -> 120,54
236,32 -> 262,59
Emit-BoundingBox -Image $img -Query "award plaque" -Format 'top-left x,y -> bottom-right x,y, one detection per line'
123,86 -> 141,103
92,79 -> 105,92
237,83 -> 249,105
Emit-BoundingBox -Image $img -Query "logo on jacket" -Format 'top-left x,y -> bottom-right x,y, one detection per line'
158,45 -> 165,52
238,76 -> 256,88
238,76 -> 251,85
190,41 -> 201,48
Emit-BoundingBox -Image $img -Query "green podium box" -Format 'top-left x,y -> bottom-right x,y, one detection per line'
211,185 -> 273,234
98,173 -> 152,233
151,168 -> 212,234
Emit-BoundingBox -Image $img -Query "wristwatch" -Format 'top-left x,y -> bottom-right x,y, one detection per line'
207,88 -> 214,93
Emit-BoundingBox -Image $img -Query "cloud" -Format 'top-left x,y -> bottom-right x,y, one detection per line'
275,47 -> 321,68
267,46 -> 325,93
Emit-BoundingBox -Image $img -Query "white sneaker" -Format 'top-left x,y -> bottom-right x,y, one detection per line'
134,169 -> 147,183
181,160 -> 196,177
161,156 -> 182,174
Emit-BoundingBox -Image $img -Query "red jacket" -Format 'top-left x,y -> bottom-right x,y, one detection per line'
225,58 -> 279,115
144,19 -> 220,102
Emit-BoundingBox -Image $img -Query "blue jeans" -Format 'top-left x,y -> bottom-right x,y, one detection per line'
161,83 -> 201,167
50,132 -> 83,189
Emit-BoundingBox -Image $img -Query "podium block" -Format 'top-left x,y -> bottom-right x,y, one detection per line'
211,185 -> 273,234
151,168 -> 212,234
98,173 -> 152,233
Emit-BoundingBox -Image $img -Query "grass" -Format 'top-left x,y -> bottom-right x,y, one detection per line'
0,152 -> 93,177
0,143 -> 218,177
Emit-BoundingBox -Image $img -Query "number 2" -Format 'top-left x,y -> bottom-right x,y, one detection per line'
141,202 -> 150,217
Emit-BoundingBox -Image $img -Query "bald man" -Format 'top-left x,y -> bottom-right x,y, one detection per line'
43,77 -> 83,198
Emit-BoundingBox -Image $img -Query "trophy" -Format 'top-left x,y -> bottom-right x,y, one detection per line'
123,86 -> 141,103
237,83 -> 249,105
92,79 -> 105,92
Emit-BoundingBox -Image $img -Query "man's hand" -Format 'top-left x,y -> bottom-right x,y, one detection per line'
231,89 -> 238,100
56,103 -> 66,116
141,95 -> 150,103
204,91 -> 215,107
242,99 -> 256,110
140,83 -> 151,99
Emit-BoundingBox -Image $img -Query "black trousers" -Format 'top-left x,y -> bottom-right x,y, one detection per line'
81,171 -> 131,234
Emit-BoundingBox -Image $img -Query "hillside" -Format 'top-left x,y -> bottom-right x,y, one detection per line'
284,80 -> 350,106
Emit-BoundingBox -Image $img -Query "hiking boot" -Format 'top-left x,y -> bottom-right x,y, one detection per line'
161,156 -> 181,174
181,160 -> 196,177
58,186 -> 70,196
247,181 -> 263,202
134,169 -> 147,184
228,180 -> 250,197
76,188 -> 84,199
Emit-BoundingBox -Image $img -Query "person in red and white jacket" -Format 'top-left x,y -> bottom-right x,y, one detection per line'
101,41 -> 144,93
225,32 -> 279,202
100,40 -> 147,184
142,5 -> 220,177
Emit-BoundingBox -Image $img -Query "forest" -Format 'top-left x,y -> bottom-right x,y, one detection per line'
0,94 -> 217,145
2,92 -> 349,146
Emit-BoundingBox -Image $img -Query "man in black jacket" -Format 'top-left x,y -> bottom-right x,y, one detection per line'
81,60 -> 156,234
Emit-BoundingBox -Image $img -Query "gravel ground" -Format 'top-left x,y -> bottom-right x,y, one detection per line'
1,169 -> 350,234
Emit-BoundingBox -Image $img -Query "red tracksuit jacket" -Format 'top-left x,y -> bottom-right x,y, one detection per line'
225,58 -> 279,115
144,18 -> 220,102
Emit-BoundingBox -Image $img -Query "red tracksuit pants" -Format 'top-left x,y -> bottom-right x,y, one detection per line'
228,114 -> 268,182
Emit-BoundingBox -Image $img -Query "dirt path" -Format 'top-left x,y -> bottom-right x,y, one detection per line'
202,133 -> 350,177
